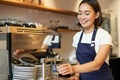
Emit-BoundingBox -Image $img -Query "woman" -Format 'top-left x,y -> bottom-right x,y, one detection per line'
57,0 -> 114,80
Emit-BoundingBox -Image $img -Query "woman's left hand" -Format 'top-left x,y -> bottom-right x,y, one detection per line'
57,63 -> 74,75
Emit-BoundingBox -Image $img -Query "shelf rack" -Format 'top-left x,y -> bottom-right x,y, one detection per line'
0,0 -> 78,16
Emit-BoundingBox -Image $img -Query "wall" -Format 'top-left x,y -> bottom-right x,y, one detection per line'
54,31 -> 77,63
98,0 -> 120,57
41,0 -> 81,12
0,4 -> 78,28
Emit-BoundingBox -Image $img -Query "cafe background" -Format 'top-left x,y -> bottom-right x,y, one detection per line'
0,0 -> 120,80
0,0 -> 120,68
0,0 -> 119,58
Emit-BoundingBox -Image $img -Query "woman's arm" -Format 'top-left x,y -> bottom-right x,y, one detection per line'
73,44 -> 111,73
57,44 -> 111,75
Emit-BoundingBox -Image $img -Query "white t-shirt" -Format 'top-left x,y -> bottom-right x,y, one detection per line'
43,35 -> 60,46
72,27 -> 112,64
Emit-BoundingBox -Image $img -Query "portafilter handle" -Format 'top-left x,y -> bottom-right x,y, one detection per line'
40,58 -> 55,80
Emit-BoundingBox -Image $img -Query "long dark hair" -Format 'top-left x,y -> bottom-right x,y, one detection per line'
79,0 -> 103,26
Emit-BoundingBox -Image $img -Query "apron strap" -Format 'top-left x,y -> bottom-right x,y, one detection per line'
79,27 -> 98,47
91,27 -> 98,47
79,30 -> 84,43
52,35 -> 55,41
91,27 -> 98,42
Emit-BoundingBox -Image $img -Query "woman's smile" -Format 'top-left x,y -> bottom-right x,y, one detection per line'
80,19 -> 89,25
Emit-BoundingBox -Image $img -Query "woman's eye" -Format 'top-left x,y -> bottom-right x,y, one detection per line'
78,12 -> 90,15
85,12 -> 90,15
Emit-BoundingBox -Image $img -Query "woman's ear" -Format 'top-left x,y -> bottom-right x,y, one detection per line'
95,12 -> 100,19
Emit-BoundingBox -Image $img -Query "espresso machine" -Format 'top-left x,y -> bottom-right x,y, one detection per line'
0,26 -> 62,80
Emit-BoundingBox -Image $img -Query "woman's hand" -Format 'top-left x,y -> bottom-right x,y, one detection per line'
57,63 -> 74,75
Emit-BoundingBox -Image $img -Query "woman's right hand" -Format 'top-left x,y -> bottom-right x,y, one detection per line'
67,75 -> 79,80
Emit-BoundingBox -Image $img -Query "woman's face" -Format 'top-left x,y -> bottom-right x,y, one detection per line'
78,3 -> 99,28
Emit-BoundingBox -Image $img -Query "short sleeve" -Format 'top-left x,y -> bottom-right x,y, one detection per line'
43,35 -> 53,46
99,31 -> 113,46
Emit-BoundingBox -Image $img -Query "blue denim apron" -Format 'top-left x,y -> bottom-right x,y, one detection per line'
76,27 -> 114,80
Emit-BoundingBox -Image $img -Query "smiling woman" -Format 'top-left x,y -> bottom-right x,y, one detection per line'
57,0 -> 114,80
